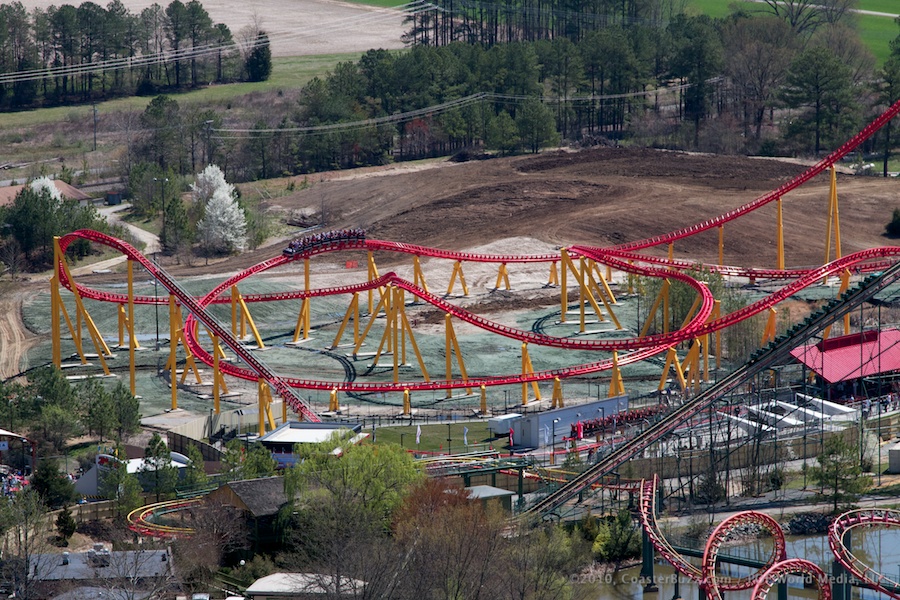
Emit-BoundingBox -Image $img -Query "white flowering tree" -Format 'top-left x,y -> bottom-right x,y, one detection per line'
29,176 -> 62,201
191,164 -> 233,207
198,187 -> 247,254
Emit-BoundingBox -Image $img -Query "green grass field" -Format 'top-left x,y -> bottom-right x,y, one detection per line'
373,422 -> 501,453
687,0 -> 898,65
0,53 -> 360,130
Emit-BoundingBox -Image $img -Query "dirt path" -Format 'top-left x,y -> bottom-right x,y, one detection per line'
0,282 -> 41,380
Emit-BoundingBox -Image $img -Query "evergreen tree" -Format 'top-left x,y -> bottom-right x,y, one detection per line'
245,31 -> 271,82
808,434 -> 872,512
31,459 -> 76,509
141,432 -> 179,501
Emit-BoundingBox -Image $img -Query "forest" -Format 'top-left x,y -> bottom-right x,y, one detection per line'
116,0 -> 900,181
0,0 -> 271,109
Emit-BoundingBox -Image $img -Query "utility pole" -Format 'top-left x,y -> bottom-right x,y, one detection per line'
92,103 -> 98,151
154,177 -> 169,249
205,119 -> 213,165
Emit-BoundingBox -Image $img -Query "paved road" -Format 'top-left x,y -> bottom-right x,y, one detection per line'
70,204 -> 159,276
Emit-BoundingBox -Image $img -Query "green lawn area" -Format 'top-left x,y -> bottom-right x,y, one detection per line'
860,1 -> 899,15
686,0 -> 897,65
373,421 -> 502,453
0,53 -> 359,130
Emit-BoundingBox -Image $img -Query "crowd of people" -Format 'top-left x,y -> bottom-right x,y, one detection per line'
571,405 -> 666,439
0,466 -> 27,498
283,228 -> 366,256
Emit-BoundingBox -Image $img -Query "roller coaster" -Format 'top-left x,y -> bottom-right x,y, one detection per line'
52,96 -> 900,598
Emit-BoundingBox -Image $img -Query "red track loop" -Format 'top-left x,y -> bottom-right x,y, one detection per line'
752,559 -> 832,600
829,509 -> 900,600
701,511 -> 787,599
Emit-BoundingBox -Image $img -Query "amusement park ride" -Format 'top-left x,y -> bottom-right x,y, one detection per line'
48,98 -> 900,598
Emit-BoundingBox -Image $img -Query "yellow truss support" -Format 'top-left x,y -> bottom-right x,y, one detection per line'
608,351 -> 625,398
212,333 -> 221,414
412,255 -> 430,294
559,251 -> 612,333
169,295 -> 178,410
520,343 -> 541,405
480,384 -> 487,414
359,287 -> 429,384
823,270 -> 852,340
353,291 -> 389,357
718,225 -> 724,266
444,313 -> 470,398
127,259 -> 136,395
640,279 -> 671,338
117,304 -> 140,350
761,307 -> 777,345
446,260 -> 469,296
679,339 -> 704,393
823,166 -> 842,284
560,249 -> 568,323
494,263 -> 511,290
50,236 -> 111,375
551,377 -> 564,409
257,378 -> 276,436
164,304 -> 204,386
588,260 -> 618,305
367,251 -> 386,314
710,300 -> 721,371
776,197 -> 785,271
291,260 -> 313,342
667,242 -> 674,266
402,389 -> 411,416
229,286 -> 265,348
331,292 -> 361,349
659,347 -> 687,393
329,388 -> 340,412
548,261 -> 559,286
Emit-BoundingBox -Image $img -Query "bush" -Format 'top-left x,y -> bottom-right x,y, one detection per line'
886,208 -> 900,238
56,506 -> 77,542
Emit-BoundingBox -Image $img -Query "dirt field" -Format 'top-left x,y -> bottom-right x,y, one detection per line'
207,147 -> 900,276
15,0 -> 407,58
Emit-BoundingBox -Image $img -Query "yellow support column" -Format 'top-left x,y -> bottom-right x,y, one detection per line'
551,377 -> 564,409
480,385 -> 487,414
117,305 -> 126,348
659,347 -> 687,393
329,388 -> 340,412
446,261 -> 469,296
608,351 -> 625,398
212,333 -> 221,415
367,251 -> 380,314
761,307 -> 777,345
548,261 -> 559,286
412,255 -> 429,294
444,314 -> 470,398
258,379 -> 266,437
127,259 -> 136,395
51,238 -> 62,368
668,242 -> 674,265
823,166 -> 842,283
776,197 -> 785,271
169,295 -> 178,411
402,389 -> 411,416
560,249 -> 568,323
494,263 -> 510,290
718,225 -> 724,266
520,343 -> 541,405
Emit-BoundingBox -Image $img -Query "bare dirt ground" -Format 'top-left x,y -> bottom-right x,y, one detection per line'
179,147 -> 900,278
15,0 -> 407,58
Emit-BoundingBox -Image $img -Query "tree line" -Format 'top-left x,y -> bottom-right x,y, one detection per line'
133,1 -> 899,181
0,0 -> 270,110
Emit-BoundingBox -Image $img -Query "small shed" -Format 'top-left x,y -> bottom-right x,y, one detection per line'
888,442 -> 900,474
466,484 -> 515,512
245,573 -> 365,599
207,476 -> 289,550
